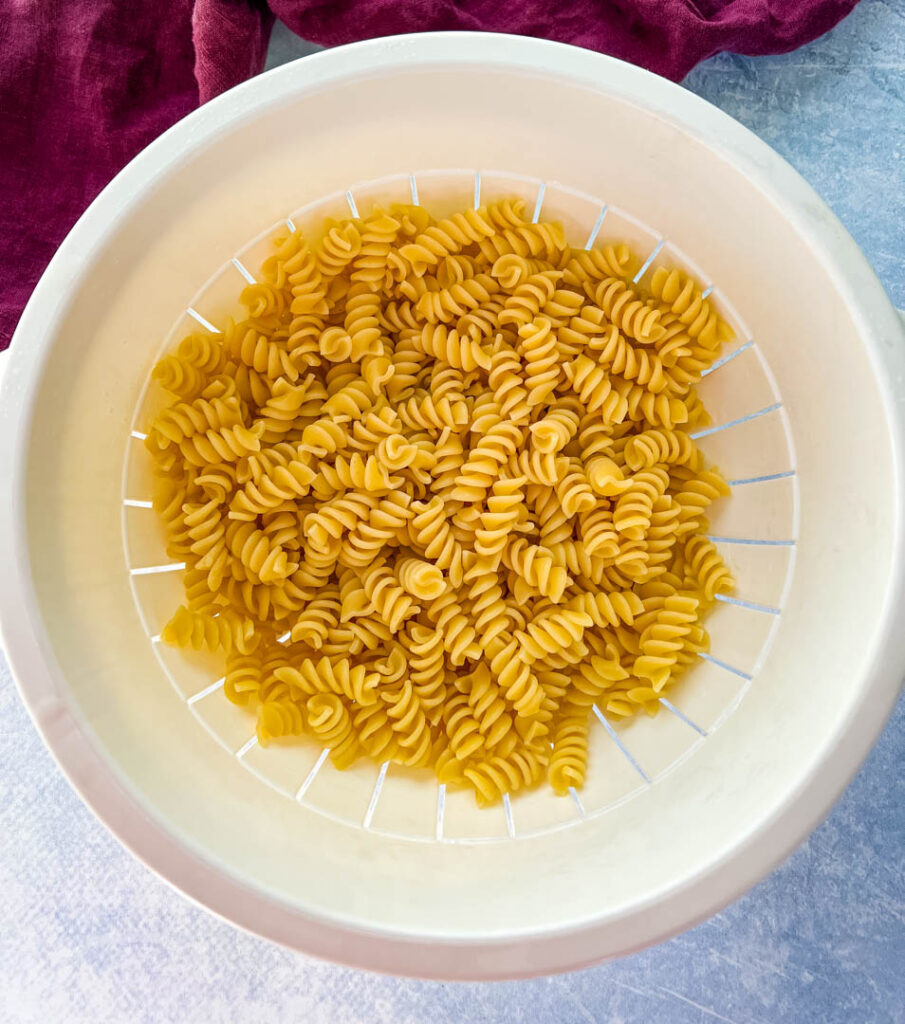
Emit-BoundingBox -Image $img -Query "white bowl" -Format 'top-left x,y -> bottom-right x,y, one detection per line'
1,33 -> 904,979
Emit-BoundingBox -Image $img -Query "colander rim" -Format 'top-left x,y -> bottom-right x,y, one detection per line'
1,31 -> 904,979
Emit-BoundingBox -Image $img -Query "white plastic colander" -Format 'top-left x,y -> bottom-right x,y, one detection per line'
1,33 -> 904,979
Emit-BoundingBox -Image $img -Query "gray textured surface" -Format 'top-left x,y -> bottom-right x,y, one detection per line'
3,2 -> 905,1020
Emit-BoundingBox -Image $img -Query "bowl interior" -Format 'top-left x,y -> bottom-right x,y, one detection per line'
5,46 -> 901,966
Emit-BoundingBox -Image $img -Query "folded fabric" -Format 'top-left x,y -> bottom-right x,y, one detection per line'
0,0 -> 859,350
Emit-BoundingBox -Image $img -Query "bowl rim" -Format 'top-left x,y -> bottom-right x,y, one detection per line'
2,31 -> 904,979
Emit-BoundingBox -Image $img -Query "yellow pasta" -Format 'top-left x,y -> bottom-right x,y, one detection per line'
148,197 -> 735,807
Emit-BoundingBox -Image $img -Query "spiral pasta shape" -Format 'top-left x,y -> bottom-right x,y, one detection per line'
148,196 -> 734,808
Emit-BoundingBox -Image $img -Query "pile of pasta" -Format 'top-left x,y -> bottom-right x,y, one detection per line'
147,197 -> 735,807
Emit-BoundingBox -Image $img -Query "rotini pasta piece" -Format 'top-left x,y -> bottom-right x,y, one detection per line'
568,590 -> 644,629
499,270 -> 563,327
504,538 -> 571,603
316,221 -> 362,277
353,701 -> 400,763
399,207 -> 497,274
514,607 -> 593,664
684,535 -> 734,603
486,337 -> 531,423
408,495 -> 465,586
226,520 -> 298,583
571,654 -> 630,706
257,700 -> 306,746
553,456 -> 596,516
460,662 -> 514,749
529,403 -> 581,454
585,276 -> 665,342
613,468 -> 670,540
477,220 -> 567,263
229,450 -> 315,519
577,504 -> 619,558
416,273 -> 500,324
306,693 -> 360,768
149,395 -> 242,447
474,475 -> 525,564
623,428 -> 700,472
517,315 -> 560,407
321,378 -> 375,420
395,391 -> 470,433
311,452 -> 400,496
633,594 -> 699,690
490,253 -> 548,290
256,375 -> 326,442
451,410 -> 523,503
548,709 -> 590,795
649,267 -> 733,350
290,589 -> 342,648
562,354 -> 629,422
178,421 -> 266,467
585,319 -> 670,392
486,634 -> 544,717
383,678 -> 432,767
225,324 -> 300,382
529,484 -> 572,547
360,559 -> 419,632
464,746 -> 547,806
162,605 -> 258,655
401,623 -> 449,717
223,649 -> 262,705
425,589 -> 480,666
274,656 -> 380,706
395,556 -> 446,600
670,466 -> 731,529
412,323 -> 492,372
462,558 -> 509,650
562,244 -> 634,286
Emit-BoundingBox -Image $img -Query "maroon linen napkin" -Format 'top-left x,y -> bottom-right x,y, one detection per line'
0,0 -> 858,350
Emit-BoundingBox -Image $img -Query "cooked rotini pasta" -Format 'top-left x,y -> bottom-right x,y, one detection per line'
148,197 -> 734,807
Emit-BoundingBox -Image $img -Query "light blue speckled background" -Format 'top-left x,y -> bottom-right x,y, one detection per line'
3,3 -> 904,1020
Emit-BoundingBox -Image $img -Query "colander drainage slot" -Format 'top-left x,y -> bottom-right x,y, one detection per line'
708,535 -> 795,547
568,786 -> 586,818
593,707 -> 651,784
700,339 -> 754,377
345,190 -> 359,218
726,470 -> 795,486
130,562 -> 186,575
436,784 -> 446,840
296,747 -> 330,801
363,761 -> 389,828
187,676 -> 227,705
633,239 -> 664,285
584,206 -> 608,249
409,174 -> 419,205
659,698 -> 707,736
698,652 -> 752,681
231,257 -> 256,285
130,430 -> 147,441
186,308 -> 220,334
531,183 -> 546,224
503,793 -> 515,837
715,593 -> 780,615
123,498 -> 153,509
689,401 -> 781,441
235,735 -> 258,758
